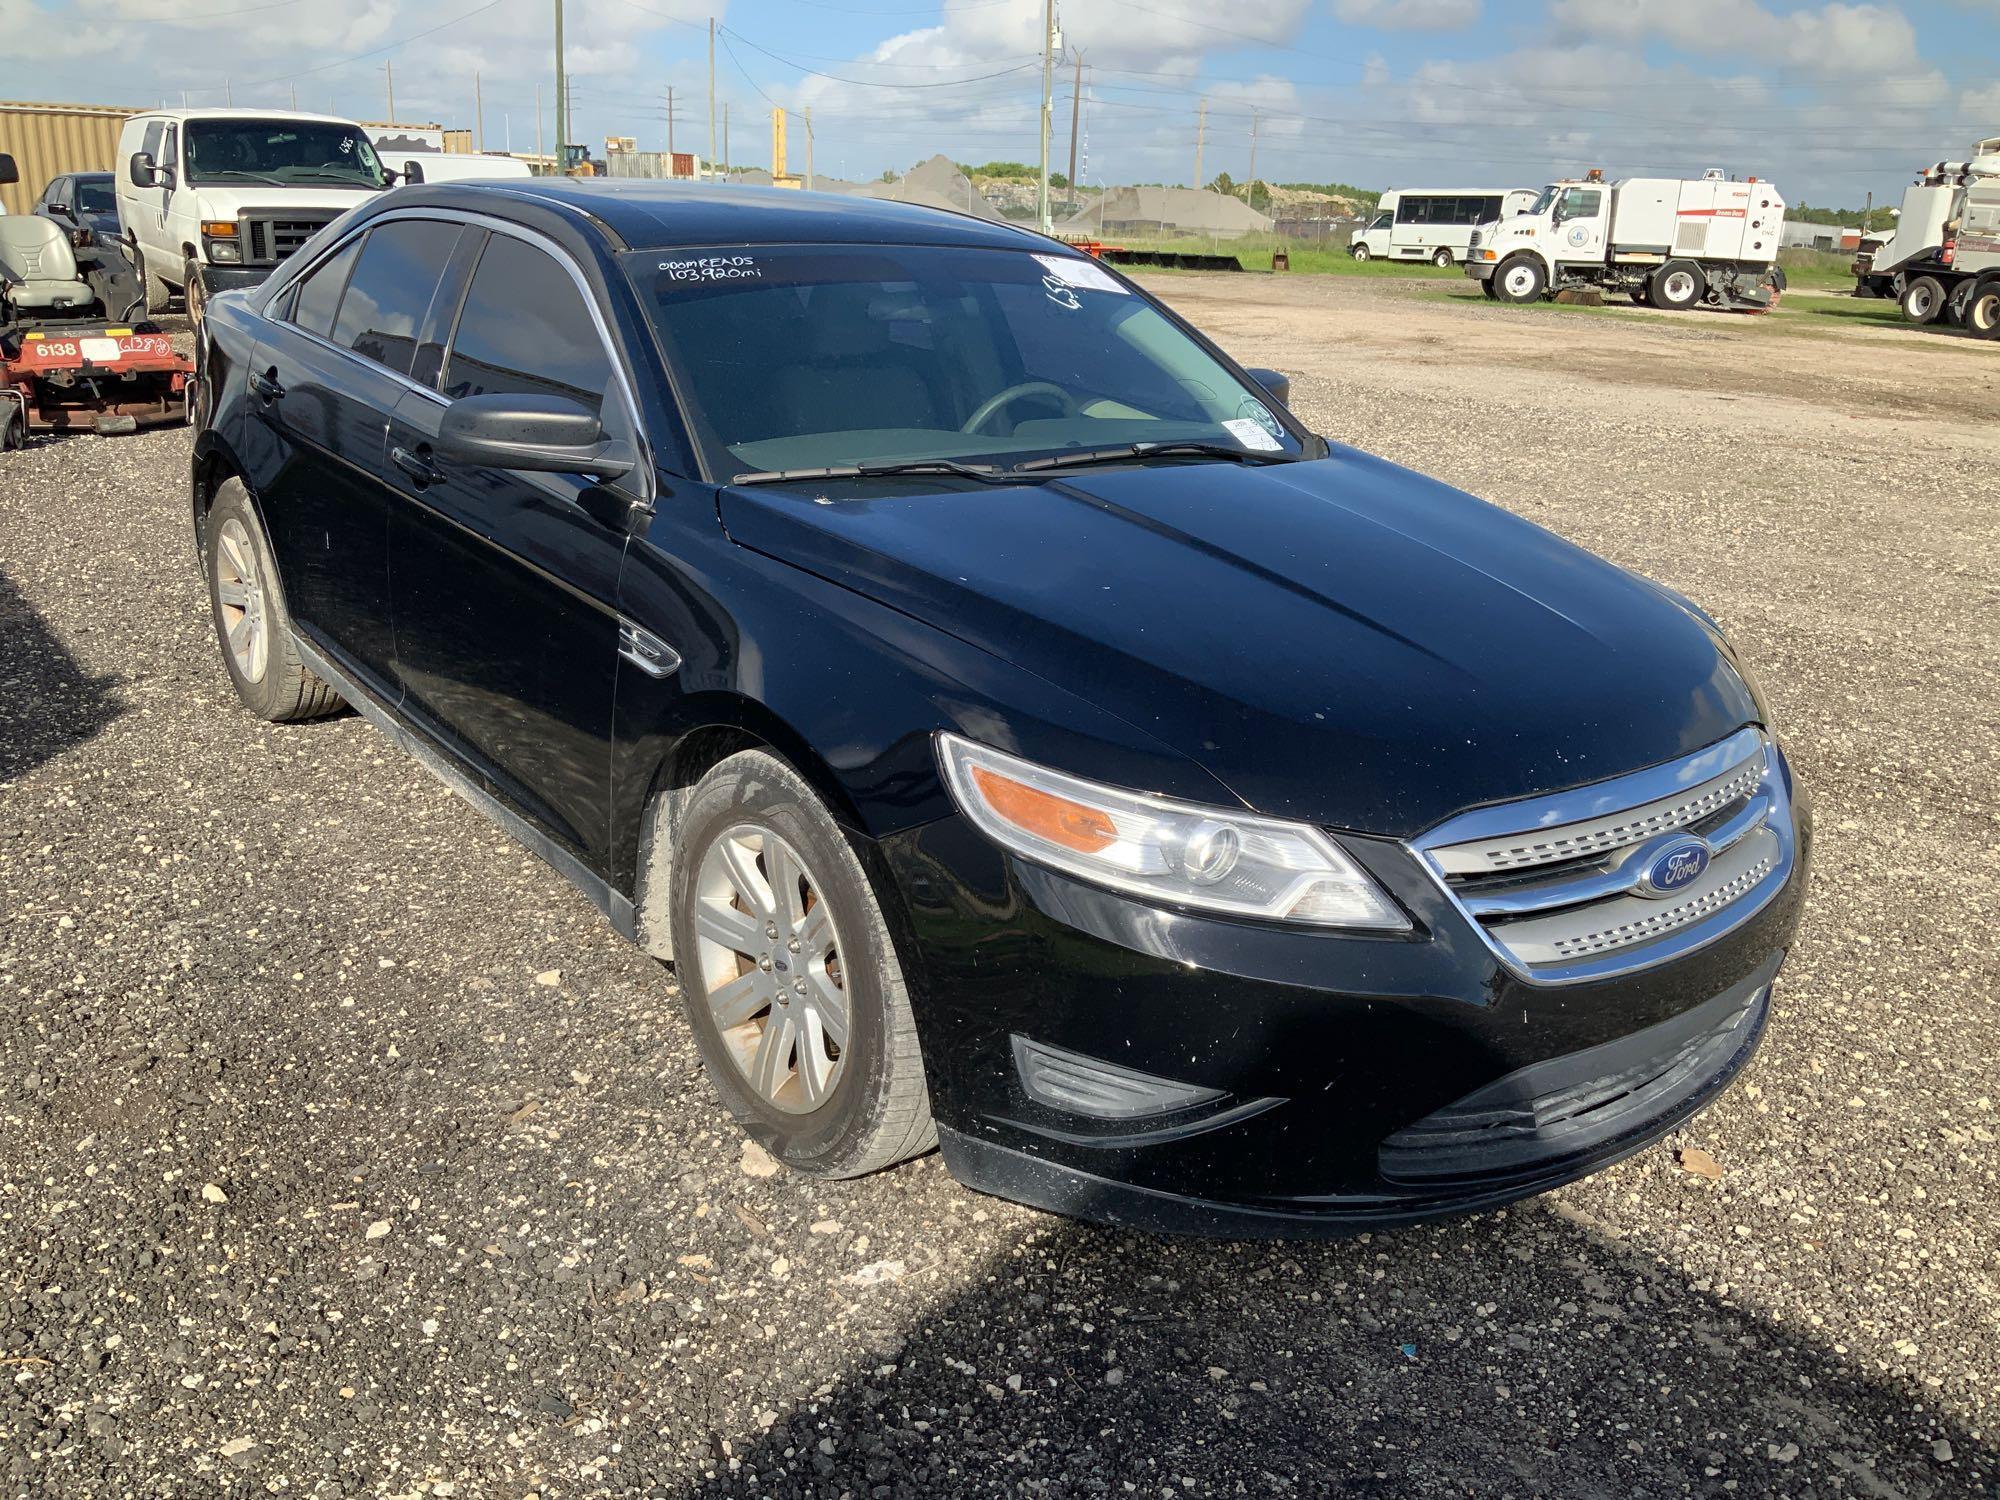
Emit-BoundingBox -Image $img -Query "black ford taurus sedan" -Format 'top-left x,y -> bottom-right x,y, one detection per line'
190,179 -> 1809,1236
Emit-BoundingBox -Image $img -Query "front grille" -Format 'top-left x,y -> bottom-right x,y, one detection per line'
1411,728 -> 1795,984
242,212 -> 342,267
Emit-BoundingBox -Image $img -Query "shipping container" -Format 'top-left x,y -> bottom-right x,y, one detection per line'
1,101 -> 141,216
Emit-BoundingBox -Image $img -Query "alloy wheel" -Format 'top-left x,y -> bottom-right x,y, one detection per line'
694,824 -> 850,1114
214,517 -> 269,683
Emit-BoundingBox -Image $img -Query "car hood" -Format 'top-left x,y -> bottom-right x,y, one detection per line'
717,448 -> 1759,837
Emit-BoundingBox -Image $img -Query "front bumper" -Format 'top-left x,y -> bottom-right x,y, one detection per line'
193,262 -> 274,296
1465,257 -> 1496,281
882,775 -> 1811,1238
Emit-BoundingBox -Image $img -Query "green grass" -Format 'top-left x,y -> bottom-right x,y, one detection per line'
1774,247 -> 1857,291
1099,232 -> 1460,278
1413,281 -> 1930,342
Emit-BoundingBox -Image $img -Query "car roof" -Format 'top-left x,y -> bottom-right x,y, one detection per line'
128,108 -> 367,127
399,178 -> 1065,253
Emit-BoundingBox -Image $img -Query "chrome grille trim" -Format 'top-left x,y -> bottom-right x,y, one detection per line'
1408,728 -> 1796,985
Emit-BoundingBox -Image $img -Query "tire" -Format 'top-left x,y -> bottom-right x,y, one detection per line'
1431,247 -> 1454,268
204,478 -> 345,722
1493,254 -> 1546,304
669,749 -> 935,1179
1967,281 -> 2000,340
1946,278 -> 1975,329
1479,277 -> 1500,300
1,410 -> 25,452
1900,275 -> 1945,325
183,255 -> 206,331
1350,243 -> 1372,262
1649,260 -> 1706,311
136,243 -> 171,315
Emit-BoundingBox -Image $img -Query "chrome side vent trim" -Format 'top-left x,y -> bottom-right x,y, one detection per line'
1410,728 -> 1796,985
617,620 -> 680,678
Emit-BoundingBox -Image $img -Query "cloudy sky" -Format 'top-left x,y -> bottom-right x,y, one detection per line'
5,0 -> 1998,205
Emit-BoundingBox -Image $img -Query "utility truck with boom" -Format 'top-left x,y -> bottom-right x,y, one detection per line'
1851,137 -> 2000,333
1466,169 -> 1786,312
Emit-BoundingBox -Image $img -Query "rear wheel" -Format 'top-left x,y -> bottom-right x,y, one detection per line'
137,244 -> 171,315
670,750 -> 935,1178
1431,246 -> 1454,268
1493,255 -> 1546,304
205,479 -> 345,722
1900,275 -> 1946,325
1649,261 -> 1706,311
1967,280 -> 2000,340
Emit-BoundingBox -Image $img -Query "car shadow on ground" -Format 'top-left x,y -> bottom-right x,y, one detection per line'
0,566 -> 123,781
688,1187 -> 1988,1498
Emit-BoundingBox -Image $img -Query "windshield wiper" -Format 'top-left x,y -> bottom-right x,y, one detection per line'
730,458 -> 1015,486
198,169 -> 291,186
1011,441 -> 1295,473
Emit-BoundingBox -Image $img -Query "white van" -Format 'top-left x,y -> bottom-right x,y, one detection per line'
392,153 -> 535,184
115,109 -> 392,323
1350,188 -> 1537,266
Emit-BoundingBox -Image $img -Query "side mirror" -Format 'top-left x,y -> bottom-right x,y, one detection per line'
1243,367 -> 1291,409
128,151 -> 159,188
401,158 -> 425,185
0,153 -> 17,187
435,394 -> 635,479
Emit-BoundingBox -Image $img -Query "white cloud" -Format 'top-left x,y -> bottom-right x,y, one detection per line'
1550,0 -> 1924,78
1333,0 -> 1481,31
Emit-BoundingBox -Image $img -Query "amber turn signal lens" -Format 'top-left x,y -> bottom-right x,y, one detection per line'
202,221 -> 239,238
968,765 -> 1117,853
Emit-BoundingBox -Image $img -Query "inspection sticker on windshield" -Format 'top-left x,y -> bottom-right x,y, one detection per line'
1222,418 -> 1283,452
658,255 -> 763,284
1031,254 -> 1128,295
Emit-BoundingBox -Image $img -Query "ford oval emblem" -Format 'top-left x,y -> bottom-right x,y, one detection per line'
1637,836 -> 1711,898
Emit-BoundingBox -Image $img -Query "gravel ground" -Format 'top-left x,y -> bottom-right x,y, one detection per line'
1,282 -> 1995,1499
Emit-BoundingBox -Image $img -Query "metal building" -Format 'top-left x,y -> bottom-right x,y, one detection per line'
1,101 -> 140,216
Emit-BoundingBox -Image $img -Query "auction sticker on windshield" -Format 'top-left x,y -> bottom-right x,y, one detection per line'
1031,254 -> 1128,295
659,255 -> 763,284
1222,417 -> 1283,452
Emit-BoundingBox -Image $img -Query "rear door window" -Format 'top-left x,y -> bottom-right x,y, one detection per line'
289,237 -> 362,339
327,220 -> 463,378
442,234 -> 609,414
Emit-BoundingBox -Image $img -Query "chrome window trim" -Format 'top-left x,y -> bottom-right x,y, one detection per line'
261,205 -> 655,502
1407,728 -> 1797,987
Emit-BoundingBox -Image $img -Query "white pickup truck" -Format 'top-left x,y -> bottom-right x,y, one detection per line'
1466,169 -> 1786,312
114,108 -> 392,326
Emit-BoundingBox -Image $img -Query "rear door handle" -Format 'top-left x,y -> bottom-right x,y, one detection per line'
391,444 -> 444,487
248,368 -> 284,401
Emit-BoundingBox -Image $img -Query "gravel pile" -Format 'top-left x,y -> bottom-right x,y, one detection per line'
0,286 -> 1993,1497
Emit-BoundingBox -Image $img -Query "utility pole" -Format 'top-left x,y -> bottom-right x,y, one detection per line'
722,102 -> 730,180
805,106 -> 814,190
1246,108 -> 1259,207
289,84 -> 297,109
707,18 -> 717,181
384,62 -> 393,123
1066,50 -> 1082,203
226,77 -> 234,105
667,85 -> 675,155
1037,0 -> 1058,231
554,0 -> 567,171
535,83 -> 543,170
1193,97 -> 1206,189
475,72 -> 485,152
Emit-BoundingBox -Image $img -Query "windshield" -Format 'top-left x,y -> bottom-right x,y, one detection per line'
623,244 -> 1303,478
75,179 -> 116,213
1529,185 -> 1560,215
1368,211 -> 1391,230
184,119 -> 386,189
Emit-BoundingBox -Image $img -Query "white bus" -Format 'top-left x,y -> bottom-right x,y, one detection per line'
1350,188 -> 1538,266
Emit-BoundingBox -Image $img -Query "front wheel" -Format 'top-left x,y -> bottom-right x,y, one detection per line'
669,749 -> 936,1179
183,255 -> 207,331
1431,247 -> 1454,268
1900,275 -> 1945,325
1349,243 -> 1372,262
1479,276 -> 1500,300
1493,255 -> 1546,304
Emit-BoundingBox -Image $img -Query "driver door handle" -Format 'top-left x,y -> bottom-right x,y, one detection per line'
248,368 -> 284,401
391,444 -> 444,488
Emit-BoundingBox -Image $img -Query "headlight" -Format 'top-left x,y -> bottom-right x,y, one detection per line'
206,240 -> 241,263
937,733 -> 1408,929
